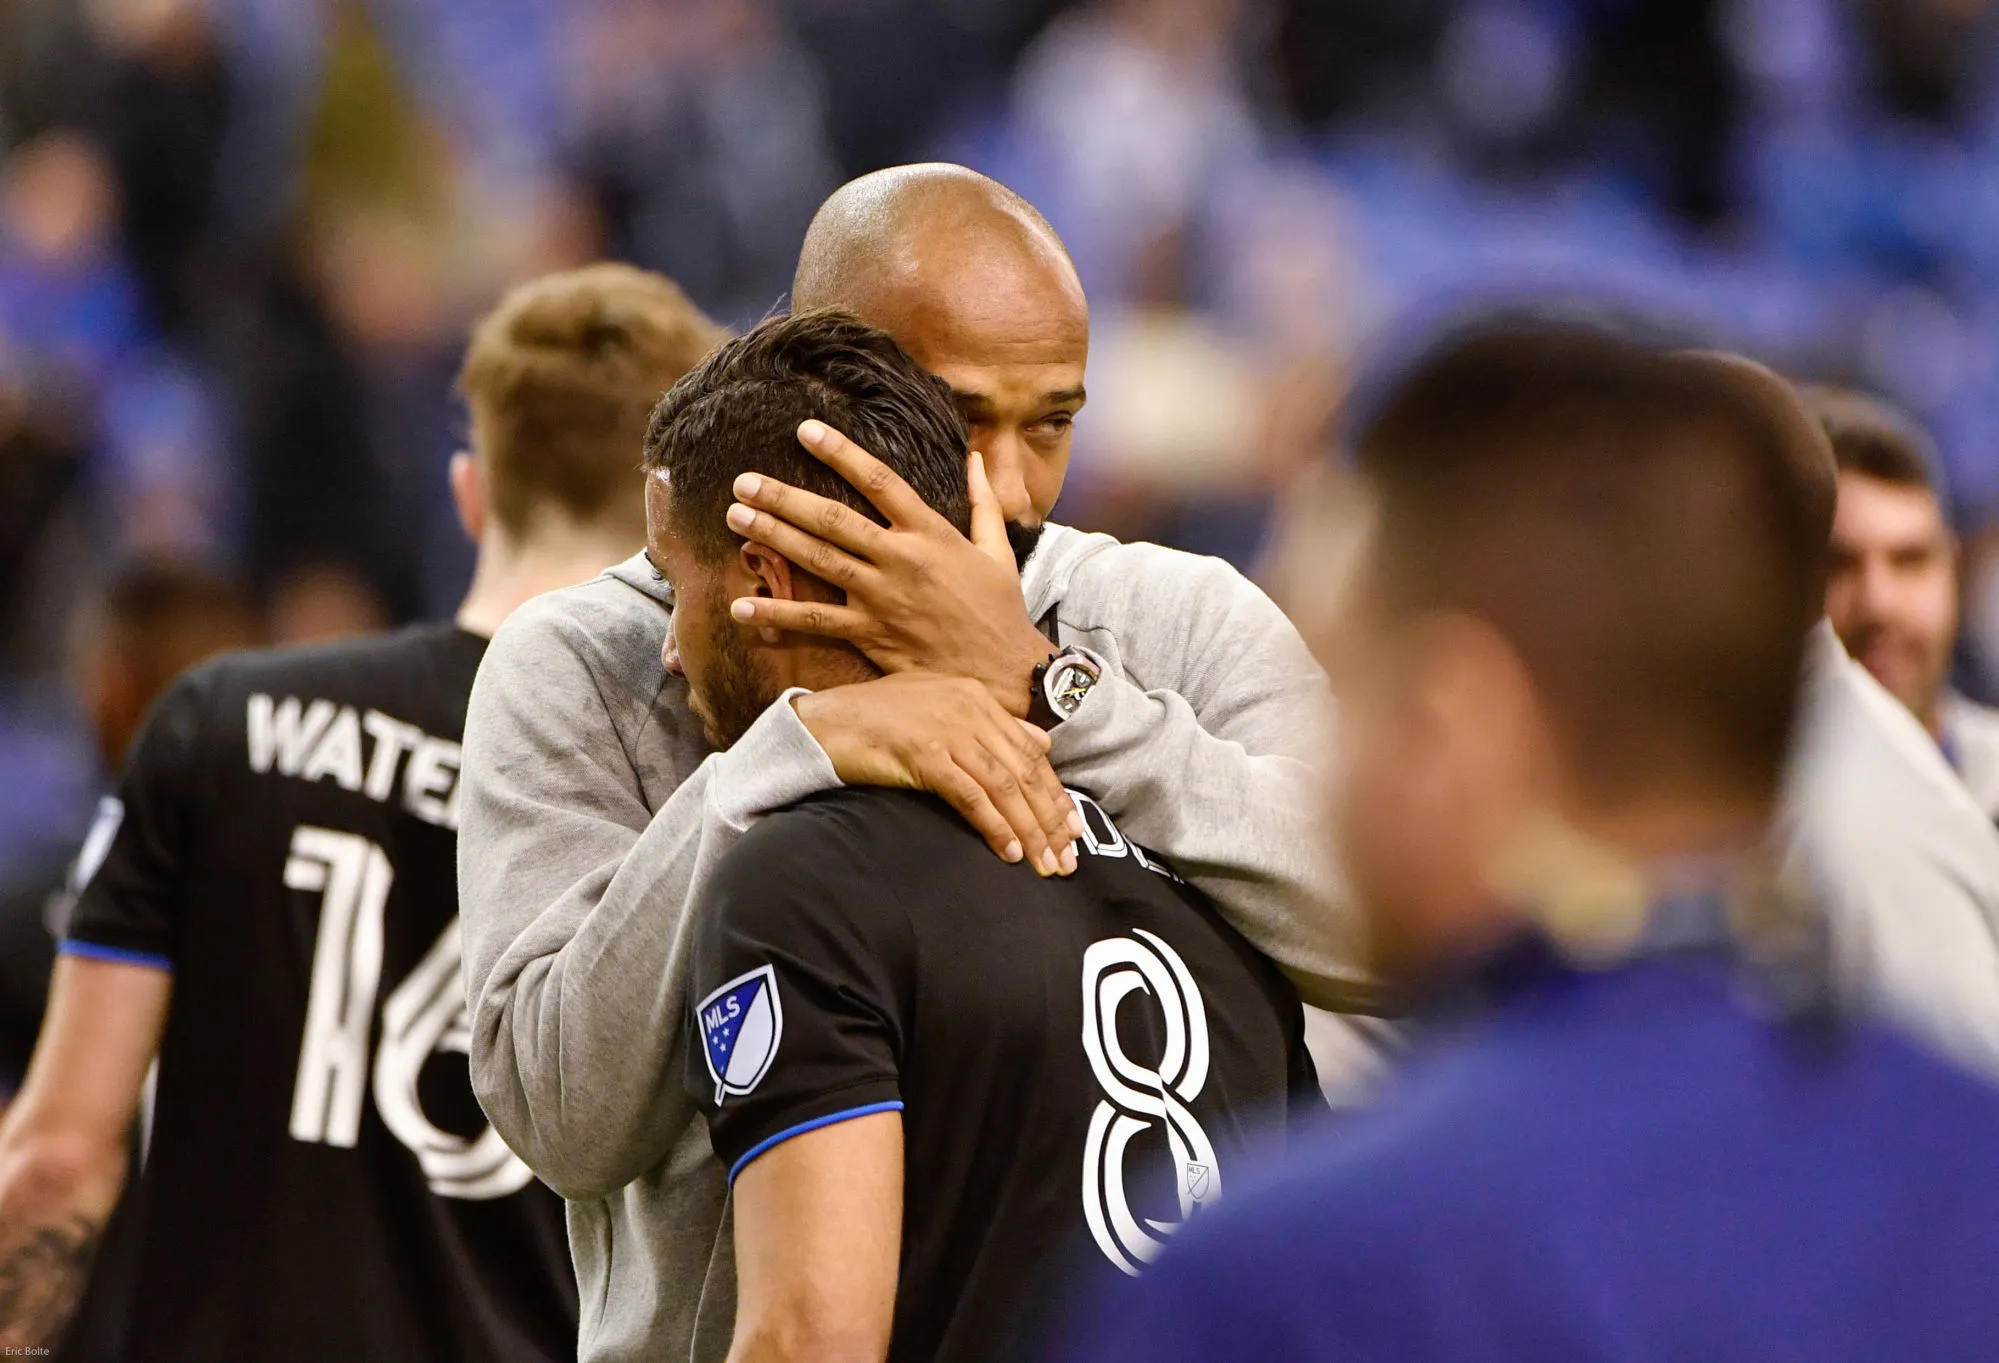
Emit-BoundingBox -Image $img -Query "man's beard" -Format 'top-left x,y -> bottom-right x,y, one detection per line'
1007,519 -> 1047,569
694,608 -> 779,750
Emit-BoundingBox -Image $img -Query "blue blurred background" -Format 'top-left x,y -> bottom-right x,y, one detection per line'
7,0 -> 1999,876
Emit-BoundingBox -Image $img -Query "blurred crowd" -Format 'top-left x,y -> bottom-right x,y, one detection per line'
10,0 -> 1999,875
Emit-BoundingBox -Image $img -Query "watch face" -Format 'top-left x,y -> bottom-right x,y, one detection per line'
1046,660 -> 1099,717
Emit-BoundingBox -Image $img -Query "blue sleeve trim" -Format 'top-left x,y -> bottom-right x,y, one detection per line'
58,940 -> 174,973
728,1100 -> 904,1184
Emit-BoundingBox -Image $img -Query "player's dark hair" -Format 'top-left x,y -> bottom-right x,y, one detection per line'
642,308 -> 970,562
1803,385 -> 1943,496
1349,318 -> 1825,807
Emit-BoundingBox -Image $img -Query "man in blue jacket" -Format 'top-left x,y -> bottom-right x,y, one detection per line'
1072,323 -> 1999,1362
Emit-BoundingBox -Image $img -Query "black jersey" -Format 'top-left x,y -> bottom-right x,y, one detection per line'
687,786 -> 1321,1363
62,623 -> 576,1363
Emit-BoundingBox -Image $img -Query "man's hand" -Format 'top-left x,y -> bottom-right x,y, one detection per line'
725,421 -> 1057,718
794,675 -> 1080,876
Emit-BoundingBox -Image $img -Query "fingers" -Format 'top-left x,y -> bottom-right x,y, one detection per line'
950,719 -> 1077,877
797,674 -> 1078,875
999,714 -> 1082,865
966,451 -> 1016,570
731,473 -> 889,562
726,499 -> 875,589
1014,717 -> 1052,753
928,764 -> 1028,867
797,420 -> 942,528
729,596 -> 870,641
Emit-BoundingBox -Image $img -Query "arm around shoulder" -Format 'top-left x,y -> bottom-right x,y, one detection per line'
460,595 -> 842,1195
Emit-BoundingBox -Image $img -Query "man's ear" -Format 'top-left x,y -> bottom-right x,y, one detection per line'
449,452 -> 486,543
740,542 -> 799,645
1404,612 -> 1552,833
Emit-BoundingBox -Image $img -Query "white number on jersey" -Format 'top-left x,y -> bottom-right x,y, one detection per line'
284,825 -> 531,1200
1079,929 -> 1221,1276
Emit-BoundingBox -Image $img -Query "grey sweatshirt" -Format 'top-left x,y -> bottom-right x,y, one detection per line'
457,525 -> 1358,1362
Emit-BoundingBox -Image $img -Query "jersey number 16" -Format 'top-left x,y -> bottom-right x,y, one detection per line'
283,825 -> 531,1201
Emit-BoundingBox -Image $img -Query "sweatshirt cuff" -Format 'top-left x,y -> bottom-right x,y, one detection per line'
711,686 -> 843,829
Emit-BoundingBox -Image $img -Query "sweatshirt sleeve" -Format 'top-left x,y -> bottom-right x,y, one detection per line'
1046,545 -> 1373,1011
458,590 -> 839,1198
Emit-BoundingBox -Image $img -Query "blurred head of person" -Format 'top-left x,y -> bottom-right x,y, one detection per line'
642,309 -> 971,748
1810,388 -> 1958,734
85,0 -> 218,68
453,262 -> 725,632
266,563 -> 390,646
79,560 -> 262,770
0,129 -> 117,271
1302,322 -> 1826,986
791,164 -> 1087,535
311,207 -> 452,359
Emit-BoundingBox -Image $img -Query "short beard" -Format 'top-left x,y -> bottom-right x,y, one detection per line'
1007,520 -> 1047,569
695,607 -> 779,750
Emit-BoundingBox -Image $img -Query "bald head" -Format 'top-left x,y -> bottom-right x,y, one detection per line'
793,164 -> 1078,316
791,165 -> 1091,526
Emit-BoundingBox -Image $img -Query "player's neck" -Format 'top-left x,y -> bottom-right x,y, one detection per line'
456,523 -> 640,639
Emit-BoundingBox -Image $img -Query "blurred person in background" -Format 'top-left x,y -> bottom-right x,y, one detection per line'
0,560 -> 260,1106
0,341 -> 89,692
1072,319 -> 1999,1363
0,127 -> 144,393
560,0 -> 838,323
4,559 -> 259,1363
1814,386 -> 1999,819
1004,0 -> 1260,301
1772,375 -> 1999,1079
0,262 -> 718,1358
459,163 -> 1364,1362
0,121 -> 218,885
88,0 -> 233,342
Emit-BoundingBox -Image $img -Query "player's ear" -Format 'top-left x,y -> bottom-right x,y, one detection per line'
740,542 -> 798,645
449,452 -> 486,543
740,541 -> 798,600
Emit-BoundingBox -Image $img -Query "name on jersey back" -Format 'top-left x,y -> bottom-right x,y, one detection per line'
246,693 -> 463,829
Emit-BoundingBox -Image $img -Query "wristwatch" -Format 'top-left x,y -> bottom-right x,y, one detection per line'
1027,648 -> 1103,730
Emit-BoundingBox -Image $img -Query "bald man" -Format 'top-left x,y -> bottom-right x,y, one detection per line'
734,165 -> 1349,991
457,167 -> 1360,1362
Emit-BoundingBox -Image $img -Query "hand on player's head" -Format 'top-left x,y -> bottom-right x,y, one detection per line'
726,420 -> 1058,721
